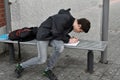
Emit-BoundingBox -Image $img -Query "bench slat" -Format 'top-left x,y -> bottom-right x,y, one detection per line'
65,40 -> 107,51
0,40 -> 37,45
0,39 -> 107,51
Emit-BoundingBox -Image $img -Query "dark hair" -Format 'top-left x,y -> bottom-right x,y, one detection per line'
77,18 -> 91,33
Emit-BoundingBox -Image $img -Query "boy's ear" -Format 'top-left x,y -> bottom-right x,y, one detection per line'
79,24 -> 82,28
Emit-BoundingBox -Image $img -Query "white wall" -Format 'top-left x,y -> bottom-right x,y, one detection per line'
10,0 -> 102,40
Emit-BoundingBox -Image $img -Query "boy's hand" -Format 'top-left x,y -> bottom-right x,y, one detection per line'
69,37 -> 78,43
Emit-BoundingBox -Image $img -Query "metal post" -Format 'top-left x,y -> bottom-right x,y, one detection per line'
4,0 -> 12,33
8,43 -> 15,63
87,50 -> 94,73
100,0 -> 109,63
4,0 -> 15,63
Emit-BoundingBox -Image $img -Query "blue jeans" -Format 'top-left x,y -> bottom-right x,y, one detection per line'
21,40 -> 64,70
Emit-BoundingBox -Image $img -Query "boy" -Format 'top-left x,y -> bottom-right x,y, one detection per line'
15,8 -> 91,80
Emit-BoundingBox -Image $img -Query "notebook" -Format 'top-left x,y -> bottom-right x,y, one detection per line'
64,41 -> 80,46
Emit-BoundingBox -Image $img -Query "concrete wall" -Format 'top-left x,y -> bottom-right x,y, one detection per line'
10,0 -> 102,40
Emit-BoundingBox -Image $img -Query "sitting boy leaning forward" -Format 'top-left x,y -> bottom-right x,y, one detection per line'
15,8 -> 91,80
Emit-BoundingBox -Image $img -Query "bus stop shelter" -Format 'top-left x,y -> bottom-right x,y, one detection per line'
4,0 -> 110,63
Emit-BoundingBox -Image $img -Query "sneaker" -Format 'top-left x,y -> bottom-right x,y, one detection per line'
15,64 -> 24,78
43,70 -> 58,80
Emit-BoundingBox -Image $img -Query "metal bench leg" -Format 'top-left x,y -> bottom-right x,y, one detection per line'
100,48 -> 108,64
8,43 -> 15,63
87,50 -> 94,73
18,41 -> 21,62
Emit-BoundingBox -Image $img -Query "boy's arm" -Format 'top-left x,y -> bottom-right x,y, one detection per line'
51,14 -> 71,43
51,30 -> 71,43
62,34 -> 71,43
51,22 -> 70,43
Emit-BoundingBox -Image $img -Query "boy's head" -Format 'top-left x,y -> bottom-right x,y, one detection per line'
73,18 -> 91,33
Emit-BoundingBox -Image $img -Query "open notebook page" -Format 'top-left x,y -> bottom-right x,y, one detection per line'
64,41 -> 80,46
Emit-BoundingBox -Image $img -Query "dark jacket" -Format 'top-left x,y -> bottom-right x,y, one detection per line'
36,9 -> 75,43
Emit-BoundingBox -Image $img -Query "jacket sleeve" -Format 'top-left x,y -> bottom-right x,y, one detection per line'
62,34 -> 71,43
52,29 -> 70,43
51,16 -> 71,43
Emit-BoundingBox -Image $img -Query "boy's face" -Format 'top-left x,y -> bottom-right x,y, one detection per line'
73,24 -> 84,33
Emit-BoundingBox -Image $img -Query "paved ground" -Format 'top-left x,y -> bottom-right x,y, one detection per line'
0,0 -> 120,80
